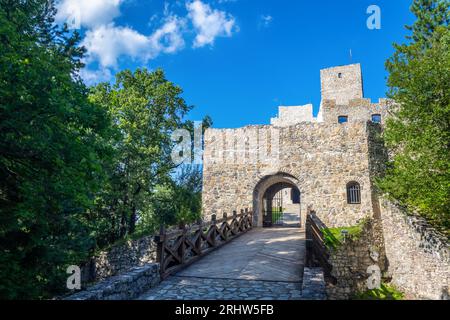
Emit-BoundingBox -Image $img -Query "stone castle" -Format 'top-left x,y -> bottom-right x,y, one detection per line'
201,64 -> 449,299
202,63 -> 389,228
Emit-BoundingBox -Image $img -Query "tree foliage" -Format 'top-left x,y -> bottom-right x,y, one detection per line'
0,1 -> 207,299
89,68 -> 193,243
0,0 -> 112,298
378,0 -> 450,232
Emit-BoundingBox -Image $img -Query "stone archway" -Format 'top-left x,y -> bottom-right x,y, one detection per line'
252,172 -> 302,228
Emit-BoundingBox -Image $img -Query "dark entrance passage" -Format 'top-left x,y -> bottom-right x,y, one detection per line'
262,182 -> 301,228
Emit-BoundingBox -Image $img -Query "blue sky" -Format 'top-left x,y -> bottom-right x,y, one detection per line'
56,0 -> 415,128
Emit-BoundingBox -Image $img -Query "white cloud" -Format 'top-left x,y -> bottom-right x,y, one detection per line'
260,15 -> 273,28
59,0 -> 238,83
187,0 -> 236,48
56,0 -> 124,28
82,17 -> 186,69
80,67 -> 113,86
82,24 -> 152,68
150,16 -> 186,54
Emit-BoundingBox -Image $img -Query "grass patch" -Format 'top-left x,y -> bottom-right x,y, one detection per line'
322,223 -> 364,250
353,283 -> 404,300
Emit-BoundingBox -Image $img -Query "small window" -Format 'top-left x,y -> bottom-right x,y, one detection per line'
338,73 -> 343,78
347,182 -> 361,204
371,114 -> 382,123
338,116 -> 348,124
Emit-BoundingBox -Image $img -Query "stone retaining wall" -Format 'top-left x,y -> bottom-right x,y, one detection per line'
325,219 -> 386,300
301,267 -> 327,300
67,264 -> 160,300
82,235 -> 157,283
366,121 -> 449,300
380,199 -> 450,300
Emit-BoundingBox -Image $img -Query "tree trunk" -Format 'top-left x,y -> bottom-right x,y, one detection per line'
129,205 -> 137,234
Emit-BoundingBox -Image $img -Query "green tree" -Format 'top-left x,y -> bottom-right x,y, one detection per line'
135,116 -> 212,234
378,0 -> 450,232
173,164 -> 203,225
0,0 -> 113,298
89,69 -> 192,240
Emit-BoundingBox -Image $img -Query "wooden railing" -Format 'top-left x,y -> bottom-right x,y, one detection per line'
305,212 -> 333,278
154,209 -> 253,279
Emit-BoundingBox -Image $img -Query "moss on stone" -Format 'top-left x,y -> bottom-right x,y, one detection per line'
353,283 -> 404,300
322,219 -> 367,250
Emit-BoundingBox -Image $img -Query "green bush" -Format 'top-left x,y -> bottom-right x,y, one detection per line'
354,283 -> 404,300
322,221 -> 365,250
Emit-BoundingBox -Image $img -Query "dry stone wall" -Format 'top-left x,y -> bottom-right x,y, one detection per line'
67,264 -> 160,300
82,235 -> 157,283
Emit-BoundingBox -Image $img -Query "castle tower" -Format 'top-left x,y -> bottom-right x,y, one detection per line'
320,64 -> 363,105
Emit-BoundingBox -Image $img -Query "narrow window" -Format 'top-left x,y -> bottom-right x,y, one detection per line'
338,116 -> 348,124
371,114 -> 382,123
347,182 -> 361,204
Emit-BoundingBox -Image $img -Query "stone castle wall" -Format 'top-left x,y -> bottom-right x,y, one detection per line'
270,104 -> 316,125
322,98 -> 390,124
320,64 -> 363,105
202,121 -> 376,228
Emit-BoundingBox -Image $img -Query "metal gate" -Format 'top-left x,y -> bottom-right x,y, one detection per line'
262,191 -> 284,227
272,191 -> 284,226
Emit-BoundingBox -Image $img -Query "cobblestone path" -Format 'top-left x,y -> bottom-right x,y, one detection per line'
139,228 -> 326,300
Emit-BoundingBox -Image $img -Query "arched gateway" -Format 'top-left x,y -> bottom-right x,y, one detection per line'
253,173 -> 301,228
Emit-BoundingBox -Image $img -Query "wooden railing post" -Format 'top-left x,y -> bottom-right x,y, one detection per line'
196,218 -> 203,254
211,214 -> 217,247
239,209 -> 245,231
156,208 -> 257,278
155,224 -> 166,275
222,212 -> 228,240
232,210 -> 238,233
179,225 -> 186,265
245,208 -> 252,228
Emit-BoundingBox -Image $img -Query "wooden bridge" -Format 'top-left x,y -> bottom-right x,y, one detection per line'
137,210 -> 326,300
155,209 -> 254,279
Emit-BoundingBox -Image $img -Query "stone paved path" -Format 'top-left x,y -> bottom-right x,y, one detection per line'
139,228 -> 325,300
